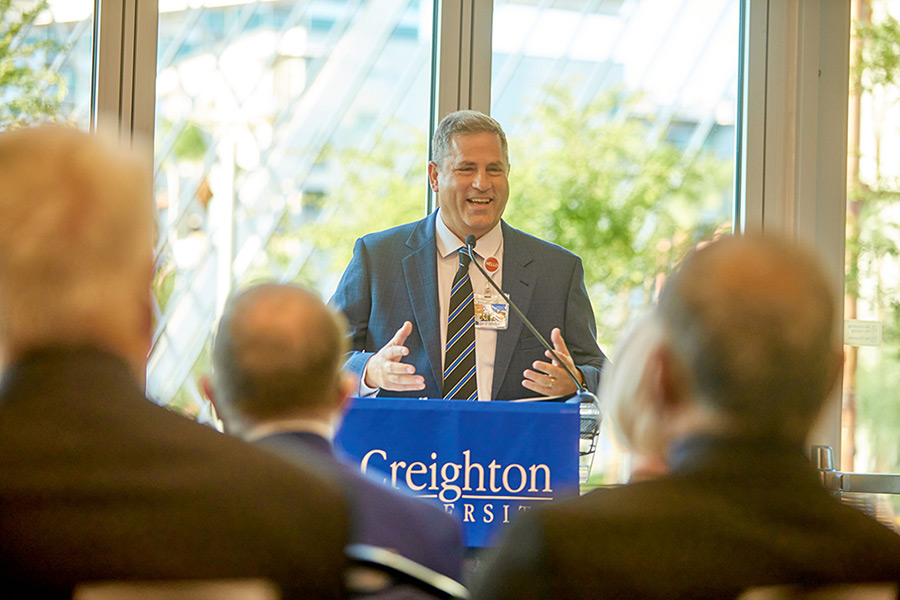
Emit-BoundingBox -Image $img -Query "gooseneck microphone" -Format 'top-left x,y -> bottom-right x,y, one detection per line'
464,234 -> 598,405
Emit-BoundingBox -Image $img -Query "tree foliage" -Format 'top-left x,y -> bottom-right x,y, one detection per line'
856,14 -> 900,91
848,5 -> 900,473
300,124 -> 428,278
503,87 -> 730,341
0,0 -> 67,129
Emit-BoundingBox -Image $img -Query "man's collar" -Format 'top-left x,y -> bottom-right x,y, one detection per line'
243,417 -> 335,443
434,207 -> 503,258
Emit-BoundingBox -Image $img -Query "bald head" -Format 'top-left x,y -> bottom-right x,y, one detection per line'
211,284 -> 349,430
657,235 -> 841,440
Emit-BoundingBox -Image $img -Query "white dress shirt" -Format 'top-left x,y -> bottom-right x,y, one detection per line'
434,209 -> 503,401
360,209 -> 504,400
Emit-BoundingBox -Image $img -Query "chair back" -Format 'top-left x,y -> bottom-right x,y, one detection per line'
73,579 -> 280,599
737,583 -> 899,600
344,544 -> 469,600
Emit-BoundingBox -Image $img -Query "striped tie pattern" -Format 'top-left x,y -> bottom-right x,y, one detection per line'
443,247 -> 477,400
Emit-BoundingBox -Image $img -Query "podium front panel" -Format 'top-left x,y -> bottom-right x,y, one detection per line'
334,398 -> 580,547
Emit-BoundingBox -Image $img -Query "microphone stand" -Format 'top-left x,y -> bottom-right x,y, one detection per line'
464,235 -> 598,406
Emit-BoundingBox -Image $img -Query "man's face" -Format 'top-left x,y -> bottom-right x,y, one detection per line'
428,131 -> 509,240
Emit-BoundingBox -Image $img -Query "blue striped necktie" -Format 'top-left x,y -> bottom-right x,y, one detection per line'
443,247 -> 477,400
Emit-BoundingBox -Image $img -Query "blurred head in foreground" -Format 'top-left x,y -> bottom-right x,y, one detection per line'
0,126 -> 154,378
209,283 -> 352,439
653,234 -> 841,447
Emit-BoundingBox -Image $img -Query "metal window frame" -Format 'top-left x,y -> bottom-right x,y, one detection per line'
739,0 -> 850,461
93,0 -> 158,156
428,0 -> 493,211
432,0 -> 493,122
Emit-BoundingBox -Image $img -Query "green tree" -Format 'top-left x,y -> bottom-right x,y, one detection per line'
504,87 -> 730,345
0,0 -> 67,129
300,124 -> 428,277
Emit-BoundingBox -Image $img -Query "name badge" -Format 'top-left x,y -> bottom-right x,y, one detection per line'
475,294 -> 509,330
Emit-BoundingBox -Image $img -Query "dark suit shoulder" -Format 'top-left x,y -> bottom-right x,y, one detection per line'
502,473 -> 900,596
341,464 -> 464,578
0,349 -> 349,599
256,431 -> 464,579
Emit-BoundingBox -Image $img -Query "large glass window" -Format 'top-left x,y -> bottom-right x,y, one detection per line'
149,0 -> 435,414
844,0 -> 900,478
0,0 -> 93,130
490,0 -> 739,483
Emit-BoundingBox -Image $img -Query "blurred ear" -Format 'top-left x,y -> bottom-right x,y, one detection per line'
198,375 -> 228,433
427,161 -> 440,193
200,375 -> 216,405
330,373 -> 357,433
336,372 -> 355,416
825,349 -> 843,397
125,260 -> 155,387
142,260 -> 154,341
650,345 -> 690,416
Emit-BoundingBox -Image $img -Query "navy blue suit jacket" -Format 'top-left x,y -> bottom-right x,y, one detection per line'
256,431 -> 465,581
474,435 -> 900,600
330,212 -> 606,400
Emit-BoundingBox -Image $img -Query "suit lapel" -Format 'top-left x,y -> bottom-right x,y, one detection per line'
402,213 -> 443,391
492,223 -> 536,397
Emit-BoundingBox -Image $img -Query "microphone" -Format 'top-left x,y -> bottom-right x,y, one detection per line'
464,234 -> 598,406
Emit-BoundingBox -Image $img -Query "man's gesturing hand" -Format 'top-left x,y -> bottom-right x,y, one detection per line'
522,327 -> 583,397
363,321 -> 427,392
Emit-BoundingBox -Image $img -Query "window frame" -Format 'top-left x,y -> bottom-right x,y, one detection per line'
738,0 -> 849,458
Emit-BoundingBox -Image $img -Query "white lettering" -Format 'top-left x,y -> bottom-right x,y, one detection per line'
529,464 -> 552,492
406,461 -> 428,490
439,462 -> 462,502
389,461 -> 406,488
463,449 -> 485,491
463,503 -> 475,522
360,449 -> 387,481
488,460 -> 502,492
502,464 -> 527,493
428,452 -> 438,490
483,503 -> 494,523
359,451 -> 553,498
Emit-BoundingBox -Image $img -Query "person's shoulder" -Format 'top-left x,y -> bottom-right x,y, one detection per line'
347,462 -> 451,517
131,401 -> 345,500
338,461 -> 463,549
535,479 -> 676,526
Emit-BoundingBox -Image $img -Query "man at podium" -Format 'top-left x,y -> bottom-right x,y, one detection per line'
331,110 -> 606,401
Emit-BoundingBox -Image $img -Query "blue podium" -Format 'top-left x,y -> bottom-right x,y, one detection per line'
334,398 -> 581,547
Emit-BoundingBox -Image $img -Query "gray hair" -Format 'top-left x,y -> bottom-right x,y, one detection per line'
431,110 -> 509,169
0,125 -> 153,356
600,311 -> 668,459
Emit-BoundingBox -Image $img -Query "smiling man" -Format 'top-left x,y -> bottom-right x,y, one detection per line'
331,110 -> 606,401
